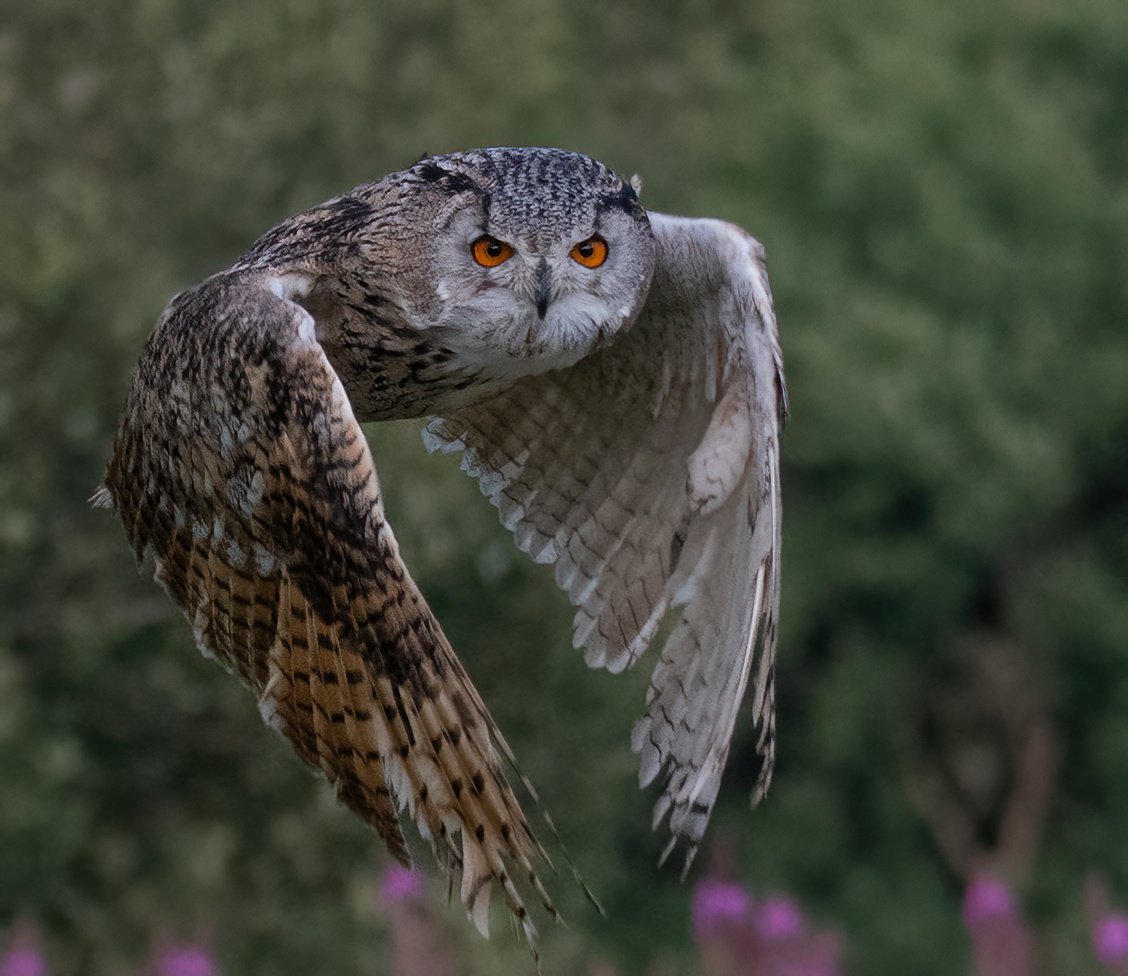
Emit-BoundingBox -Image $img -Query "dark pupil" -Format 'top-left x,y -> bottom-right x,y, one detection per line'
486,241 -> 502,256
579,243 -> 594,258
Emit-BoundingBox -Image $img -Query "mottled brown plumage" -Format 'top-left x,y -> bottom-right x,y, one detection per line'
100,147 -> 786,957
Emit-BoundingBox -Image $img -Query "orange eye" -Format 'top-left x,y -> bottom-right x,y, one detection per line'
471,235 -> 514,268
570,235 -> 608,269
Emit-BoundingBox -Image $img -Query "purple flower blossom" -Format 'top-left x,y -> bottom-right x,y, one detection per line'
692,879 -> 752,937
963,875 -> 1017,929
1095,913 -> 1128,968
754,896 -> 805,940
379,864 -> 424,910
963,875 -> 1030,976
154,945 -> 216,976
0,948 -> 48,976
1,923 -> 48,976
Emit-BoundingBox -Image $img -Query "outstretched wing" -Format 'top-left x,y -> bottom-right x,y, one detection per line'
424,214 -> 787,870
101,274 -> 554,947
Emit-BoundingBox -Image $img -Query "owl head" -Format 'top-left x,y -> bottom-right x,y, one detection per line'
357,147 -> 657,379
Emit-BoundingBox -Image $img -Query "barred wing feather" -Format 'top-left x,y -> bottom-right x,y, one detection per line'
102,275 -> 556,952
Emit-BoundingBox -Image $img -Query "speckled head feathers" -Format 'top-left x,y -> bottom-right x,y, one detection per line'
406,147 -> 647,243
341,147 -> 660,381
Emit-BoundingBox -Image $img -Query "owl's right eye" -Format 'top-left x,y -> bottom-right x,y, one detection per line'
471,236 -> 515,268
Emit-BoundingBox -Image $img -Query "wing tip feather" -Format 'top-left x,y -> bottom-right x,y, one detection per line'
90,484 -> 115,510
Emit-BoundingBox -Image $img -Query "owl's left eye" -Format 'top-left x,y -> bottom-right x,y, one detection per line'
471,235 -> 515,268
570,235 -> 608,269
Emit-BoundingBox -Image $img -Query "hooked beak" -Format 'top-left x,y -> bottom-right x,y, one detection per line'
534,259 -> 551,320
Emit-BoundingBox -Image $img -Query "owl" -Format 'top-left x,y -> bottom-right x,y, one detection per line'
97,147 -> 787,954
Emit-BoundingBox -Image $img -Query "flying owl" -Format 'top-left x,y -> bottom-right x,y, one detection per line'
97,147 -> 787,952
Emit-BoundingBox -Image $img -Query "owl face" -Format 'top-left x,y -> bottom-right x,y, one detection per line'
396,149 -> 657,379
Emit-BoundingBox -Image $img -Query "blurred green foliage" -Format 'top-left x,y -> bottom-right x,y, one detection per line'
1,0 -> 1126,973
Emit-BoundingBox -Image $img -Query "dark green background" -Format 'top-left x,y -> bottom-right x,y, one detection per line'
2,1 -> 1126,972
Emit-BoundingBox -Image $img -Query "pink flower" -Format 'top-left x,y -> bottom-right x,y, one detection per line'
963,875 -> 1030,976
691,879 -> 752,937
377,865 -> 456,976
378,864 -> 424,910
1094,913 -> 1128,968
963,875 -> 1017,929
754,896 -> 805,940
0,949 -> 48,976
154,945 -> 217,976
0,923 -> 48,976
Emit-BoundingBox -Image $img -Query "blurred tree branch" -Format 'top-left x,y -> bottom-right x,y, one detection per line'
907,634 -> 1057,886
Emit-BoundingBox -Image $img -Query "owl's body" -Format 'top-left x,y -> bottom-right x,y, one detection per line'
100,148 -> 786,955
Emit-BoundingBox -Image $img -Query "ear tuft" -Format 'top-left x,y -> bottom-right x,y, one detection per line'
630,174 -> 644,197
